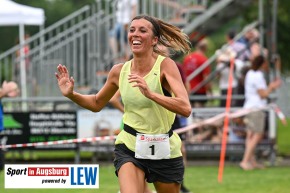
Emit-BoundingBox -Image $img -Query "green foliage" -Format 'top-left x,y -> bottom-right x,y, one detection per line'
0,61 -> 13,82
277,118 -> 290,156
239,0 -> 290,73
276,3 -> 290,73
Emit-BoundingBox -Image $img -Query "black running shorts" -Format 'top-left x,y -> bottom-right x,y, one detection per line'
113,143 -> 184,184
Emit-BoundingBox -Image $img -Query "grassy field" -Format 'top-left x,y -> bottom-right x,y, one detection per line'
277,118 -> 290,156
1,165 -> 290,193
1,118 -> 289,192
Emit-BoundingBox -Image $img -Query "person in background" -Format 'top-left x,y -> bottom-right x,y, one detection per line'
109,0 -> 138,63
215,48 -> 238,107
226,29 -> 250,62
15,33 -> 38,96
239,55 -> 281,170
183,38 -> 212,107
225,29 -> 252,107
55,15 -> 191,193
0,80 -> 19,170
238,28 -> 262,63
15,34 -> 31,72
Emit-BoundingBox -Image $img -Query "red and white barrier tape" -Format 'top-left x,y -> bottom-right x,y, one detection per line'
0,104 -> 286,149
175,112 -> 225,134
0,135 -> 116,150
175,104 -> 287,134
272,104 -> 288,126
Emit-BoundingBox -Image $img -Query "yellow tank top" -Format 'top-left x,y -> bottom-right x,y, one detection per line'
115,55 -> 182,158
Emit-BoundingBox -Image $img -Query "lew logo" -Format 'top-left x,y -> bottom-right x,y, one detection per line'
5,164 -> 99,189
70,167 -> 98,185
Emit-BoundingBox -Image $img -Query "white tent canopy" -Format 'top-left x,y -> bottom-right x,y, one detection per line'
0,0 -> 45,108
0,0 -> 44,26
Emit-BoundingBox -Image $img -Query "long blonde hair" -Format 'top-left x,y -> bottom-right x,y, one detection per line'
131,15 -> 191,56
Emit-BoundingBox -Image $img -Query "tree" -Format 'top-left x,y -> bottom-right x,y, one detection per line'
240,0 -> 290,73
276,1 -> 290,72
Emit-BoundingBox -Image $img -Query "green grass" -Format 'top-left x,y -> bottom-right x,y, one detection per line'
184,166 -> 290,193
277,118 -> 290,156
4,150 -> 94,161
1,118 -> 289,192
1,165 -> 290,193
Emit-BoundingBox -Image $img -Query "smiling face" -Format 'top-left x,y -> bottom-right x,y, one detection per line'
128,18 -> 158,55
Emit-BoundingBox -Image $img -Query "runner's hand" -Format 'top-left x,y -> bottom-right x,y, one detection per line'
55,64 -> 74,97
128,74 -> 152,98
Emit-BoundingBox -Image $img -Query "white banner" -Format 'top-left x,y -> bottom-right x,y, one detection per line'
5,164 -> 99,189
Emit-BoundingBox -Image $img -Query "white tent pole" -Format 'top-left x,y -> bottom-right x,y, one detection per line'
19,23 -> 27,110
40,24 -> 44,73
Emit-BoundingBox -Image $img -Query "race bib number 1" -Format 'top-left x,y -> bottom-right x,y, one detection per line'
135,133 -> 170,160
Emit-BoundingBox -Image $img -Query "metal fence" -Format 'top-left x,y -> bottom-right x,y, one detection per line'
0,0 -> 208,100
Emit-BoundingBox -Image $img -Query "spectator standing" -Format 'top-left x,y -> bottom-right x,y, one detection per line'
238,28 -> 262,62
215,48 -> 238,107
55,15 -> 191,193
183,38 -> 212,107
235,28 -> 266,107
15,34 -> 38,96
0,80 -> 19,170
109,0 -> 137,63
238,29 -> 256,48
239,55 -> 281,170
226,29 -> 251,62
15,34 -> 31,74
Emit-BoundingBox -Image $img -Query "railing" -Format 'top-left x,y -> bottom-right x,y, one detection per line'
0,99 -> 277,165
0,1 -> 281,165
0,0 -> 208,100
